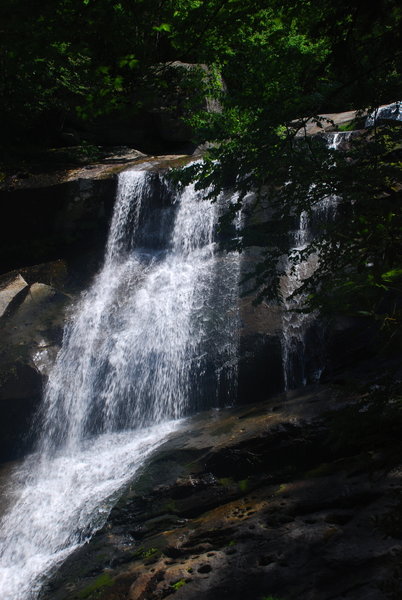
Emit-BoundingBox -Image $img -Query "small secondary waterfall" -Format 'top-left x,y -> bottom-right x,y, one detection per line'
0,168 -> 240,600
365,101 -> 402,127
280,131 -> 347,389
280,207 -> 314,389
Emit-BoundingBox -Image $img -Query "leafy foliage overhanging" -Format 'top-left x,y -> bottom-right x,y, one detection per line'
1,0 -> 402,339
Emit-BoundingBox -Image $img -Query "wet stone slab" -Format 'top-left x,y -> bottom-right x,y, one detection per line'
39,385 -> 402,600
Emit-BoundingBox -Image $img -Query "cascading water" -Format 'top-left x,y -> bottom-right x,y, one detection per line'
0,167 -> 240,600
280,207 -> 313,389
280,131 -> 348,389
365,101 -> 402,127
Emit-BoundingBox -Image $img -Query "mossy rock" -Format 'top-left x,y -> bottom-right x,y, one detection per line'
78,573 -> 114,599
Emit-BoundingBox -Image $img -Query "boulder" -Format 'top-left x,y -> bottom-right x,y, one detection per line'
0,361 -> 42,460
293,110 -> 361,136
41,385 -> 402,600
0,274 -> 28,318
2,281 -> 70,362
148,62 -> 224,144
0,269 -> 73,460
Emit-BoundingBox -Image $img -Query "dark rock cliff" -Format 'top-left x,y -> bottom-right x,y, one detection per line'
0,131 -> 389,461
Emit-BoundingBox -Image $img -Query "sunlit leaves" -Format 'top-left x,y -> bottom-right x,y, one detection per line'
153,23 -> 171,32
381,269 -> 402,283
118,55 -> 138,69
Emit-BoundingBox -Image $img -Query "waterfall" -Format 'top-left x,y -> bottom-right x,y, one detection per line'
280,131 -> 347,389
0,167 -> 240,600
365,101 -> 402,127
280,207 -> 314,389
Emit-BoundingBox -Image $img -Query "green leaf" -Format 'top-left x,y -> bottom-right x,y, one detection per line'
381,269 -> 402,282
153,23 -> 171,33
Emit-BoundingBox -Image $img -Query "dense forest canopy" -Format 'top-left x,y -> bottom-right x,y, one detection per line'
1,0 -> 401,142
1,0 -> 402,342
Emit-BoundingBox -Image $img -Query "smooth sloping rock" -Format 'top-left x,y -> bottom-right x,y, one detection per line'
0,361 -> 42,460
17,282 -> 56,314
0,277 -> 72,460
0,274 -> 28,318
294,110 -> 360,136
3,282 -> 69,358
40,385 -> 402,600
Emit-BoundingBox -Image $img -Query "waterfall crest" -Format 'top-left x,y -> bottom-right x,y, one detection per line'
0,167 -> 240,600
38,170 -> 229,453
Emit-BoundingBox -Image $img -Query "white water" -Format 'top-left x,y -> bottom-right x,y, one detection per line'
280,131 -> 346,388
0,424 -> 178,600
0,168 -> 240,600
280,207 -> 313,389
365,101 -> 402,127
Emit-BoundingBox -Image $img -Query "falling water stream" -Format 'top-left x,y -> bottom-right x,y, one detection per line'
0,127 -> 362,597
0,168 -> 240,600
280,131 -> 347,388
365,101 -> 402,127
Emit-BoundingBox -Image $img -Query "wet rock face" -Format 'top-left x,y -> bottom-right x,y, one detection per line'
0,177 -> 116,275
0,152 -> 197,278
0,262 -> 73,460
238,333 -> 284,401
40,386 -> 402,600
0,154 -> 199,461
237,242 -> 286,401
0,362 -> 42,460
0,274 -> 28,318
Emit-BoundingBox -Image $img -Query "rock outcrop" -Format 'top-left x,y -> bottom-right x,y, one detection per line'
40,384 -> 402,600
0,154 -> 198,461
293,109 -> 362,136
82,62 -> 224,153
0,262 -> 72,459
0,274 -> 28,318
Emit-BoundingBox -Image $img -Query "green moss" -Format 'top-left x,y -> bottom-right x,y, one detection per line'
163,499 -> 177,513
171,578 -> 186,591
219,477 -> 234,487
78,573 -> 114,598
238,478 -> 249,492
274,483 -> 289,495
131,546 -> 160,561
337,121 -> 356,131
143,547 -> 159,559
131,546 -> 144,560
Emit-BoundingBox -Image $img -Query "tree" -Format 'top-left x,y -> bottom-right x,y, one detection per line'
2,0 -> 402,341
0,0 -> 181,148
170,0 -> 402,343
